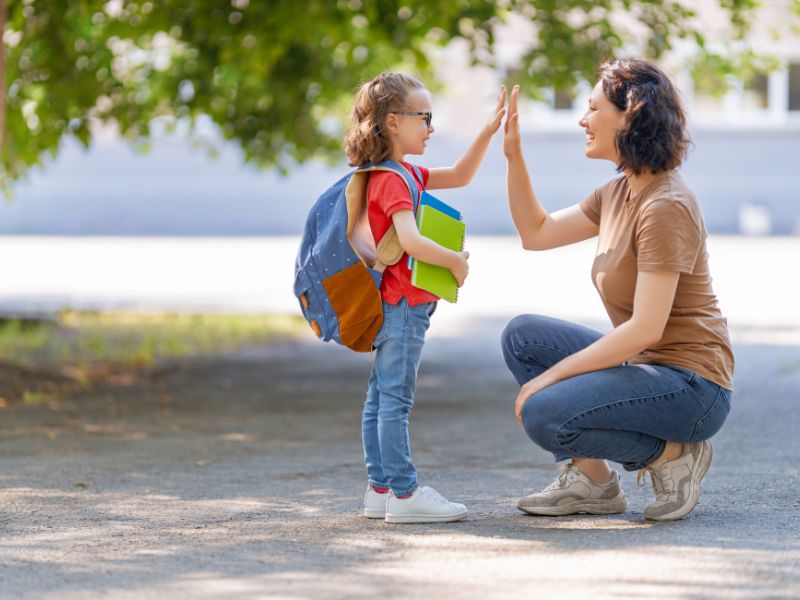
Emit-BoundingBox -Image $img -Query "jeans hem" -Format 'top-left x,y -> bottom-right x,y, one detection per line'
392,484 -> 418,497
623,438 -> 667,471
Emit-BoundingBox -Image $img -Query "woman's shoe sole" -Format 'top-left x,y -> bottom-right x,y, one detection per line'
517,494 -> 628,516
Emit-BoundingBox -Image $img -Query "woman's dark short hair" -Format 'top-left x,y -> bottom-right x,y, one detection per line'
599,58 -> 691,175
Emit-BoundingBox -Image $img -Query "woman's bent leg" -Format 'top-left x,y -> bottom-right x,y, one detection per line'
501,314 -> 605,462
501,314 -> 604,385
521,364 -> 730,471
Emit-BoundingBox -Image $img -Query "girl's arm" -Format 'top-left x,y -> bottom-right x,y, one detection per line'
513,270 -> 681,421
391,210 -> 469,285
504,86 -> 598,250
426,88 -> 507,190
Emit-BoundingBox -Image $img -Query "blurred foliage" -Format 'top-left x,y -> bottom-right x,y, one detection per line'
0,311 -> 305,374
0,310 -> 305,406
0,0 -> 791,188
691,48 -> 781,97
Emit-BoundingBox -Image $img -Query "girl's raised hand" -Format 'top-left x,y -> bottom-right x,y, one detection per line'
482,86 -> 507,136
503,85 -> 521,158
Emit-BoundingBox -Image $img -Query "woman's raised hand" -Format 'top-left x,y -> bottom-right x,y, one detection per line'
503,85 -> 521,158
482,86 -> 507,136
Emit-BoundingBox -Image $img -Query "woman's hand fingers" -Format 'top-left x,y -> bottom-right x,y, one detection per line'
509,84 -> 519,115
514,372 -> 558,426
504,86 -> 519,134
514,385 -> 530,422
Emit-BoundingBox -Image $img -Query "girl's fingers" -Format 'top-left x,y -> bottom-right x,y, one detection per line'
496,86 -> 507,110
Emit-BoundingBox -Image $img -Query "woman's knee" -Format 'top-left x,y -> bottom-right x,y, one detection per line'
520,393 -> 564,451
501,314 -> 547,366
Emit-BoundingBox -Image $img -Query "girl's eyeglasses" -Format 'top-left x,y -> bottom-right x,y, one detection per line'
391,111 -> 432,128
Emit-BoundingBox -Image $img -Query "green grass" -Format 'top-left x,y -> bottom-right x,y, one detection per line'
0,312 -> 306,374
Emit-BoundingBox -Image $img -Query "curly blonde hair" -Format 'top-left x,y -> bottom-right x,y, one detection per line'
344,72 -> 426,166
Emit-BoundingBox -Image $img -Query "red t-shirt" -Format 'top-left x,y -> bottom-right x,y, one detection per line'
367,162 -> 439,306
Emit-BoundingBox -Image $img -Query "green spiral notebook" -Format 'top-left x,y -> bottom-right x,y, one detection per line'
410,204 -> 466,303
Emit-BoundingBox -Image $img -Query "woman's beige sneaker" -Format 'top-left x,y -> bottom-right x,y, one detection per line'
516,463 -> 628,516
643,441 -> 712,521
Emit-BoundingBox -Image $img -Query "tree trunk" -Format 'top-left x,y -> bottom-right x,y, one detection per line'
0,0 -> 6,156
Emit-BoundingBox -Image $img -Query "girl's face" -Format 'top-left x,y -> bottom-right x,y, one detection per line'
386,88 -> 435,159
578,81 -> 626,163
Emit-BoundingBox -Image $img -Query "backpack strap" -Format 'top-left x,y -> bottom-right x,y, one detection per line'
358,160 -> 421,211
357,160 -> 422,272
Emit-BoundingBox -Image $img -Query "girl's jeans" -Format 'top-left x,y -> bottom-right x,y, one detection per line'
501,314 -> 731,471
363,299 -> 435,496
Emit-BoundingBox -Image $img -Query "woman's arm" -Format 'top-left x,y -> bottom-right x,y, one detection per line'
391,210 -> 469,285
504,86 -> 598,250
426,88 -> 506,190
513,270 -> 681,421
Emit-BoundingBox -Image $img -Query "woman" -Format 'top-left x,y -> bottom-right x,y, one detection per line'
501,59 -> 734,521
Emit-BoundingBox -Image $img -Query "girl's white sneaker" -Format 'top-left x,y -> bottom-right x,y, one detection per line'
385,486 -> 468,524
363,486 -> 388,519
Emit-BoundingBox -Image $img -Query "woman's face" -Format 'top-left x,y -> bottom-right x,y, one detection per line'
579,81 -> 626,162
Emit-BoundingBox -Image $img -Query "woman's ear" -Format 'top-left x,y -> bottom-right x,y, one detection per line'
385,113 -> 398,133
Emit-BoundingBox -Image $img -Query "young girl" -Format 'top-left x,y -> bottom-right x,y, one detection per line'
344,72 -> 505,523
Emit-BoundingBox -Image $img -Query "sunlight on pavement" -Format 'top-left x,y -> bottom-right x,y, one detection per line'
0,236 -> 797,345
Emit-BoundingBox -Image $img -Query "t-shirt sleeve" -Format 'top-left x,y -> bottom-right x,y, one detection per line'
579,189 -> 602,225
636,200 -> 703,273
369,172 -> 416,218
417,165 -> 430,187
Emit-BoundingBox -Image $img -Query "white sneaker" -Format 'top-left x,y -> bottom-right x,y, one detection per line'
363,486 -> 388,519
385,486 -> 468,524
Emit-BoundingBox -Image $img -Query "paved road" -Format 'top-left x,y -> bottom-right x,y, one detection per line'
0,235 -> 798,598
0,319 -> 798,598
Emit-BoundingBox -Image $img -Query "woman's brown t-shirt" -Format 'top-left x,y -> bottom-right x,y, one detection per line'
580,171 -> 734,390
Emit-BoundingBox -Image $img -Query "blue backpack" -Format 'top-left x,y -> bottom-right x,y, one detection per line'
293,160 -> 421,352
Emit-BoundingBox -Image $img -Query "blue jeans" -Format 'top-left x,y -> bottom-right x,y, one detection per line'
501,314 -> 731,471
363,299 -> 436,496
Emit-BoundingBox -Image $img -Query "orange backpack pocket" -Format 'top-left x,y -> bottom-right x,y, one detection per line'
322,263 -> 383,352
